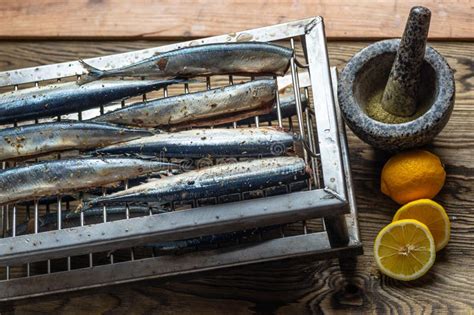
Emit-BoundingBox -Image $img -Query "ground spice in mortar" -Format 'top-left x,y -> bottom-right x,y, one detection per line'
366,90 -> 425,124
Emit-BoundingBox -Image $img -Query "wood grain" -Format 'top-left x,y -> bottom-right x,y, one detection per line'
0,0 -> 472,40
0,41 -> 472,314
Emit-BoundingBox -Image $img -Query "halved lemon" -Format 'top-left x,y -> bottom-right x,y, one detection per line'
374,219 -> 435,281
393,199 -> 450,251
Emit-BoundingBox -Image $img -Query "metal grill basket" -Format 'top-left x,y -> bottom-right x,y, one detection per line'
0,17 -> 362,301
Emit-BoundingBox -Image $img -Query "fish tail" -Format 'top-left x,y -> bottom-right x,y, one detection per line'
78,59 -> 107,84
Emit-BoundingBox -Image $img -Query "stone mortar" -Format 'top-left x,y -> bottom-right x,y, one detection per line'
338,39 -> 455,151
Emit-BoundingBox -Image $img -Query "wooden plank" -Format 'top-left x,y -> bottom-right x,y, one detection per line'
0,0 -> 472,40
0,40 -> 472,313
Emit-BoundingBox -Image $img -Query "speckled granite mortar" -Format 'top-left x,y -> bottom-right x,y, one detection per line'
381,6 -> 431,117
338,39 -> 455,151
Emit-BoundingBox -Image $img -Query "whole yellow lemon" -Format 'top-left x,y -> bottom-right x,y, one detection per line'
381,150 -> 446,205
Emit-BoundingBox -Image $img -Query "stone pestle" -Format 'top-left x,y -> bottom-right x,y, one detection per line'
381,6 -> 431,117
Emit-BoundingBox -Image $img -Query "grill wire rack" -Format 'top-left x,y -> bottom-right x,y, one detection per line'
0,17 -> 362,302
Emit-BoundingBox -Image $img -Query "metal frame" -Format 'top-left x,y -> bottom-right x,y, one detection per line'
0,17 -> 362,301
0,190 -> 344,266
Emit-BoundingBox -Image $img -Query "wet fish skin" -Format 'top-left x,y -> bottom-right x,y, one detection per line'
0,79 -> 183,125
0,158 -> 175,205
81,42 -> 293,80
221,93 -> 309,126
94,127 -> 295,159
10,205 -> 167,236
87,156 -> 308,206
15,173 -> 170,207
0,121 -> 153,161
93,79 -> 277,128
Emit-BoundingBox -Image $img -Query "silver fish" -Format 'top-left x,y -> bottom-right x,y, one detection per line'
80,42 -> 293,80
87,156 -> 308,206
0,121 -> 153,161
0,158 -> 175,205
94,127 -> 295,158
0,79 -> 183,125
93,79 -> 277,128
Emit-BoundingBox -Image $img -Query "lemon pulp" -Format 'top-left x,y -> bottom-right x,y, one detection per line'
393,199 -> 450,251
374,219 -> 435,281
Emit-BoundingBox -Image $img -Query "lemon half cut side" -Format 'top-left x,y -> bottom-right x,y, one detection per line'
374,219 -> 436,281
393,199 -> 450,251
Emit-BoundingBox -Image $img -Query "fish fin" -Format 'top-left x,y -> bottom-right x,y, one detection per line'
78,59 -> 107,84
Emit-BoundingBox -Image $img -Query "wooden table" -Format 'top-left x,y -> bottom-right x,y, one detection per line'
0,1 -> 473,314
1,40 -> 471,315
